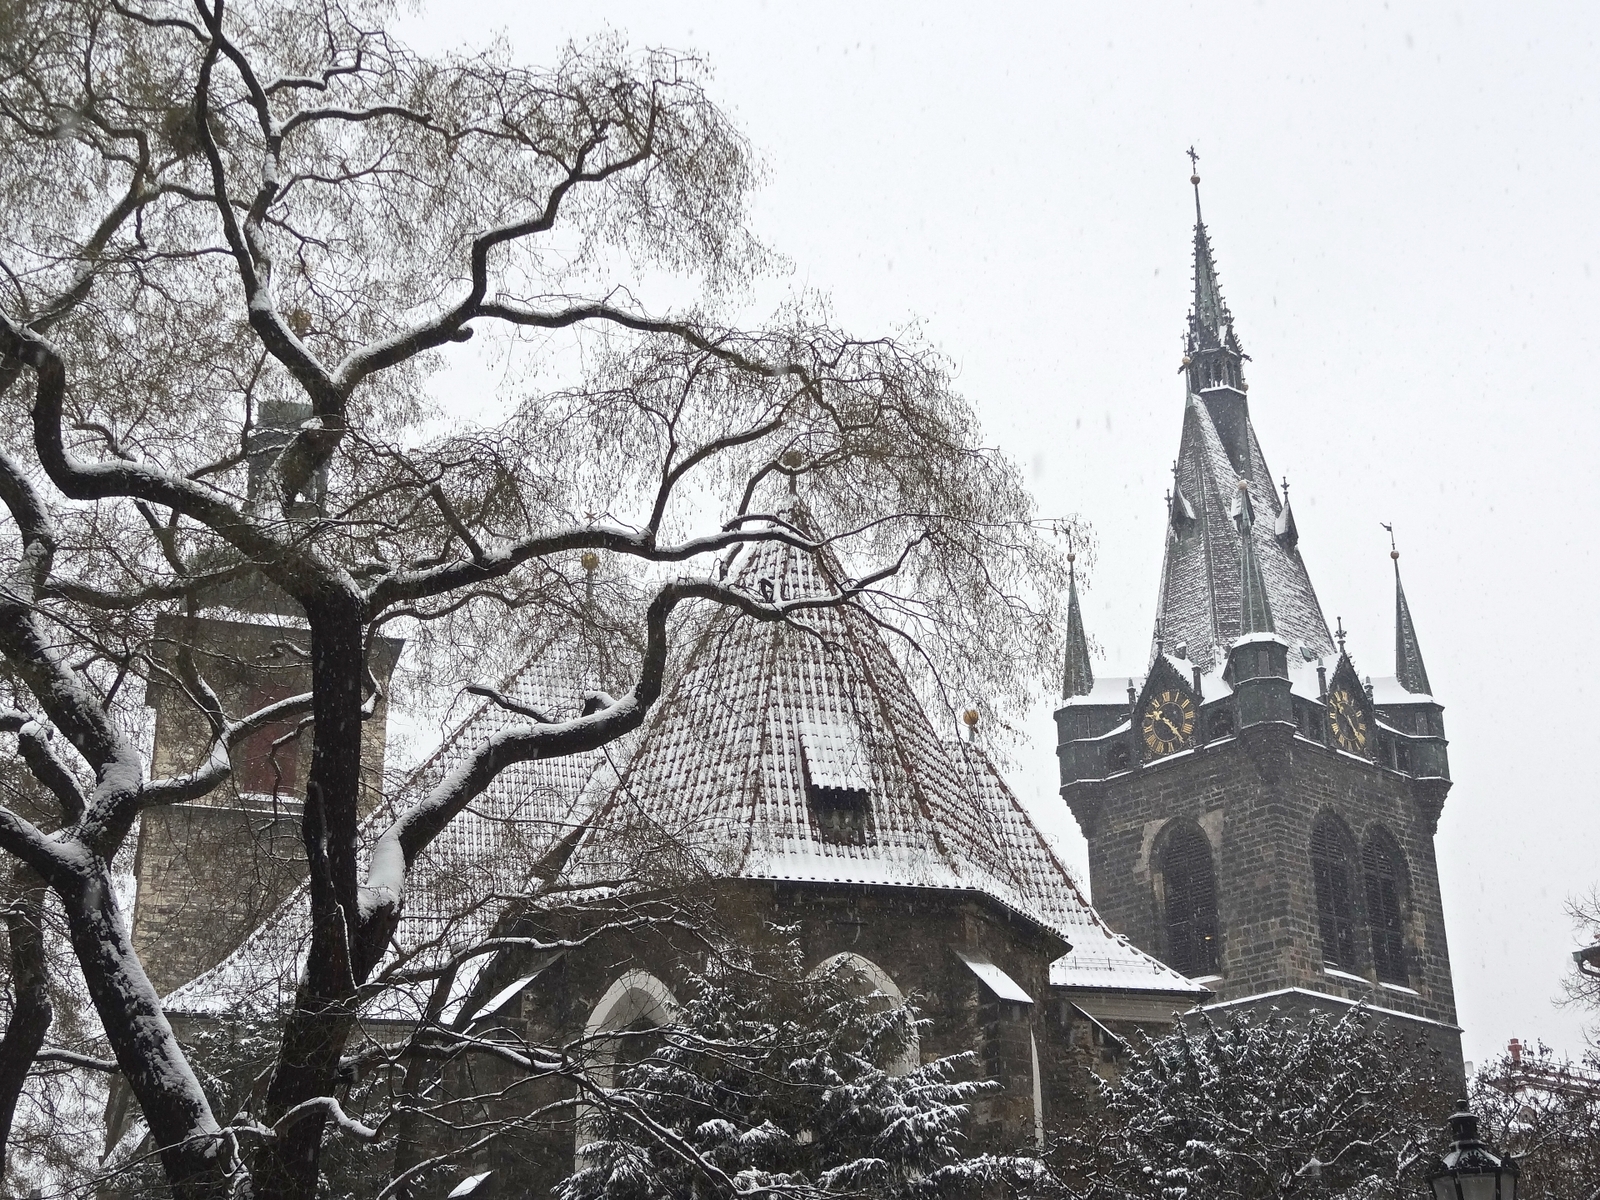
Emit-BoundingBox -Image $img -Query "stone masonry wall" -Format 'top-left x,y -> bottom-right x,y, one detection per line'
1067,724 -> 1459,1035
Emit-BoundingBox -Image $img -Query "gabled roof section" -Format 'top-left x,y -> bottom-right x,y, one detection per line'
564,513 -> 1203,998
165,643 -> 619,1017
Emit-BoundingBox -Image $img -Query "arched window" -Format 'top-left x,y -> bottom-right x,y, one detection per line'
1310,815 -> 1359,971
1157,821 -> 1219,976
809,952 -> 918,1076
576,970 -> 679,1160
1363,828 -> 1409,985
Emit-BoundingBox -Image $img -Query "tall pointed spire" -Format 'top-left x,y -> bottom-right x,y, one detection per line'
1232,479 -> 1275,635
1191,191 -> 1226,341
1062,549 -> 1094,698
1385,527 -> 1432,695
1182,151 -> 1248,397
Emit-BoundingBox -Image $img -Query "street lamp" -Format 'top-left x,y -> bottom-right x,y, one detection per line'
1426,1099 -> 1519,1200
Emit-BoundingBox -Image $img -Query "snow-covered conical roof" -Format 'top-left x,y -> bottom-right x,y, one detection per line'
563,514 -> 1201,996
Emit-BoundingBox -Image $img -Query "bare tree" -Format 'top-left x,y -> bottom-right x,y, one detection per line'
0,1 -> 1072,1196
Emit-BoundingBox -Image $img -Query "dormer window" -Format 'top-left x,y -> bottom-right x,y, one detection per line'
799,719 -> 874,846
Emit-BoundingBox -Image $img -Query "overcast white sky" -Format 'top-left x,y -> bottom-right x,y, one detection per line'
400,2 -> 1600,1070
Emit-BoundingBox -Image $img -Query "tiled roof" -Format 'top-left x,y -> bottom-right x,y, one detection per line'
168,517 -> 1199,1016
165,645 -> 618,1017
563,518 -> 1203,997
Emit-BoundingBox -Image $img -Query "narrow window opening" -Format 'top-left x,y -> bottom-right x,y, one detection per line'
1208,707 -> 1234,740
1310,818 -> 1359,971
236,680 -> 302,796
1160,823 -> 1219,977
1363,833 -> 1408,985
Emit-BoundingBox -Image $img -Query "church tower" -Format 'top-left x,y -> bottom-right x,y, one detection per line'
1054,170 -> 1461,1068
129,401 -> 401,995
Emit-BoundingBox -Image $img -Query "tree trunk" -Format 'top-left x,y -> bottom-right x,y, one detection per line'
60,863 -> 229,1198
253,597 -> 369,1200
0,865 -> 52,1177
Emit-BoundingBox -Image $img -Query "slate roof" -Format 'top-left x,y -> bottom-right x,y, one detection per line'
165,645 -> 619,1017
563,516 -> 1202,997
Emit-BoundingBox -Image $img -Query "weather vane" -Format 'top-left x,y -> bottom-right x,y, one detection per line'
1380,521 -> 1398,560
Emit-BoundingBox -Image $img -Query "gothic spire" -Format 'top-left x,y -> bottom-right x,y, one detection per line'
1232,479 -> 1275,635
1386,529 -> 1432,695
1191,192 -> 1227,343
1182,154 -> 1247,395
1063,551 -> 1094,698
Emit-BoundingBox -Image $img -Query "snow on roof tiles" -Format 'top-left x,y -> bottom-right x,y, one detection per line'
168,516 -> 1201,1017
562,520 -> 1204,998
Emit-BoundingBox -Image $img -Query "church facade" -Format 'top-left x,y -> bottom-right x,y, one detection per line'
1054,177 -> 1462,1069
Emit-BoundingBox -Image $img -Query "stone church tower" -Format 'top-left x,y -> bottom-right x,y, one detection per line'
129,400 -> 401,996
1054,176 -> 1462,1068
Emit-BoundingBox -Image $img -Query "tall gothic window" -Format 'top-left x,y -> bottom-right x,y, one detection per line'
1159,821 -> 1219,977
1363,828 -> 1409,985
1310,815 -> 1359,971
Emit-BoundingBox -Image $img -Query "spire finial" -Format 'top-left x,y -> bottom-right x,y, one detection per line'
1382,520 -> 1399,560
1187,146 -> 1203,220
1281,475 -> 1290,499
1335,617 -> 1348,656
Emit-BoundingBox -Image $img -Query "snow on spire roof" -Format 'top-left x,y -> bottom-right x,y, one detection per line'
1154,389 -> 1334,673
165,643 -> 620,1018
563,513 -> 1203,997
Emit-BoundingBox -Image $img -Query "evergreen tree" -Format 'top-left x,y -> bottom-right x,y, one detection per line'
1047,1007 -> 1448,1200
560,936 -> 1043,1200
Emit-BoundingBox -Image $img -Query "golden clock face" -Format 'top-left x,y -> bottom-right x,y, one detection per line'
1327,688 -> 1369,753
1141,690 -> 1197,756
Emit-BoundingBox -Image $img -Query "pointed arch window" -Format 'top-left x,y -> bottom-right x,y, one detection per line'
1363,829 -> 1409,985
1310,816 -> 1359,971
1158,821 -> 1219,977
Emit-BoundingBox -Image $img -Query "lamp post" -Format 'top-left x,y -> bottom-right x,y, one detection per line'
1426,1099 -> 1519,1200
